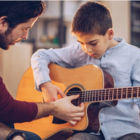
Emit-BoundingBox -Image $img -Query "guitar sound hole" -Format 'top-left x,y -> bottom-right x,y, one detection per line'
67,87 -> 82,106
52,87 -> 82,124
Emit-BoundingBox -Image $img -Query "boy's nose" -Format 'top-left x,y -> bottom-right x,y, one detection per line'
85,44 -> 93,53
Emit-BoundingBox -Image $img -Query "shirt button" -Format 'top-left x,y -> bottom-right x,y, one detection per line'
101,123 -> 103,125
103,55 -> 105,57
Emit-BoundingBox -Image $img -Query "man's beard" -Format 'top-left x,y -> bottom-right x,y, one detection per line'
0,28 -> 12,50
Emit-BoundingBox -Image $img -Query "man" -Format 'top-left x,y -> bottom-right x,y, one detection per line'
0,1 -> 84,140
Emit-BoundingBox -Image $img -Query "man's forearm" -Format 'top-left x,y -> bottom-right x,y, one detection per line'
35,102 -> 55,119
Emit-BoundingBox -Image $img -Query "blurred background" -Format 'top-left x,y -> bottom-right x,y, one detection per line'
0,0 -> 139,98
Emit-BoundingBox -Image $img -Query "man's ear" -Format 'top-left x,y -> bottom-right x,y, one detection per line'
107,28 -> 114,40
0,16 -> 8,33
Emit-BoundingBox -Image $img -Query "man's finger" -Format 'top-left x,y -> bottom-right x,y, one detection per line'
68,94 -> 80,101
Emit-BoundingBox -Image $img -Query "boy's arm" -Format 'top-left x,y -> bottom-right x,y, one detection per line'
131,56 -> 140,107
31,44 -> 82,102
31,45 -> 79,91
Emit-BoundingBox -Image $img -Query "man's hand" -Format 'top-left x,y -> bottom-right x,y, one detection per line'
51,94 -> 85,124
40,82 -> 65,102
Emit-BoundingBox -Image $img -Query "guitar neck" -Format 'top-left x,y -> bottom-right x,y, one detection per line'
80,86 -> 140,103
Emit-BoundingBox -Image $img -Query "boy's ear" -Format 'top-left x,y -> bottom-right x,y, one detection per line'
0,16 -> 8,33
107,28 -> 114,40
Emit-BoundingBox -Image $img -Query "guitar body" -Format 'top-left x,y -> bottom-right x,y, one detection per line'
15,64 -> 116,140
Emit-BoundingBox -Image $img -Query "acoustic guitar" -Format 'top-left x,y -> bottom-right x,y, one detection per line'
15,63 -> 139,140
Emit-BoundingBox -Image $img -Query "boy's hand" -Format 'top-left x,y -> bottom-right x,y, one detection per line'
40,82 -> 65,102
52,94 -> 85,124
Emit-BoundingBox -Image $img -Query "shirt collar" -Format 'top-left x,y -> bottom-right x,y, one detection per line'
105,37 -> 125,55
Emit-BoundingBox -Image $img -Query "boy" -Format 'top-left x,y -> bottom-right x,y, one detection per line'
31,2 -> 140,140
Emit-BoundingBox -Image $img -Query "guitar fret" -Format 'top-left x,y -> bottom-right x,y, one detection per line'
86,90 -> 88,102
108,90 -> 114,100
95,90 -> 97,101
116,88 -> 119,99
126,88 -> 128,98
104,89 -> 107,101
90,90 -> 92,102
83,91 -> 85,102
118,88 -> 121,99
137,87 -> 139,98
138,87 -> 140,98
121,88 -> 123,99
106,89 -> 109,100
88,90 -> 90,102
93,90 -> 95,101
100,90 -> 102,101
97,90 -> 99,101
99,90 -> 101,101
112,88 -> 114,100
133,87 -> 137,98
109,89 -> 112,100
85,91 -> 87,102
131,87 -> 133,98
92,91 -> 93,101
111,89 -> 115,100
104,89 -> 106,101
128,88 -> 131,98
114,89 -> 118,100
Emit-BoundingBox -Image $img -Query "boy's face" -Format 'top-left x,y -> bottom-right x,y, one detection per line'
76,32 -> 111,59
0,17 -> 38,50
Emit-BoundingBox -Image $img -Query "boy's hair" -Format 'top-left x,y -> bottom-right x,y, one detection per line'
71,2 -> 112,36
0,1 -> 45,29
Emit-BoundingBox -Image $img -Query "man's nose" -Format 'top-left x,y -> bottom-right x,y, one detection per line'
21,31 -> 28,40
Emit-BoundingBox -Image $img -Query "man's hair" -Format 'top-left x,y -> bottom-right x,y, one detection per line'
0,1 -> 45,28
71,2 -> 112,36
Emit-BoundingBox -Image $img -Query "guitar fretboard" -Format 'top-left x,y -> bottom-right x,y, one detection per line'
80,87 -> 140,103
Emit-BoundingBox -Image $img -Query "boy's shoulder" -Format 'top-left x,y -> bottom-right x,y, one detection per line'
125,43 -> 140,52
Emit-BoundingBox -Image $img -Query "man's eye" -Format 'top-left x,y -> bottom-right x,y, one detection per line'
23,28 -> 28,31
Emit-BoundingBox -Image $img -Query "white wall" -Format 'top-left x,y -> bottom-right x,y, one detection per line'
102,1 -> 130,43
0,43 -> 33,98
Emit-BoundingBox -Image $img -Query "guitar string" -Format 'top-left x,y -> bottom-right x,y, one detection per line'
67,88 -> 140,93
71,93 -> 139,104
67,88 -> 139,94
67,90 -> 140,96
66,90 -> 140,104
69,93 -> 139,102
66,88 -> 140,103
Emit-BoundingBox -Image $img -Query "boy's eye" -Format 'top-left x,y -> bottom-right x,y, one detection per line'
90,43 -> 97,46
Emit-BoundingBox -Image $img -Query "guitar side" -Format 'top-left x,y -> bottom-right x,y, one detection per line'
15,64 -> 116,139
